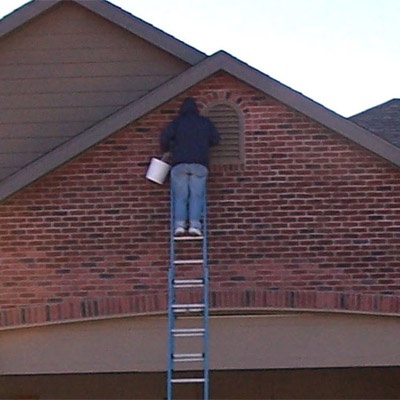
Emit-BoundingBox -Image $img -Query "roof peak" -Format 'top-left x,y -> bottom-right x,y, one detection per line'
0,0 -> 206,64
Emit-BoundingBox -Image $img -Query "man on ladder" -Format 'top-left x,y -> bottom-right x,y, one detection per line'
160,97 -> 220,400
160,97 -> 220,237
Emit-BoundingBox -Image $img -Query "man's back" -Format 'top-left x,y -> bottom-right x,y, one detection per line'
160,97 -> 220,167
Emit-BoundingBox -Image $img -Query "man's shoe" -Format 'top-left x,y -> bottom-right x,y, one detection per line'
174,227 -> 185,236
188,227 -> 202,236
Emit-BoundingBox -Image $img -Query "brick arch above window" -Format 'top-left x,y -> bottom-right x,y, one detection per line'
202,101 -> 244,164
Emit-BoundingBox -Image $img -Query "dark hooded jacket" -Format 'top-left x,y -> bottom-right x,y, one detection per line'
160,97 -> 220,167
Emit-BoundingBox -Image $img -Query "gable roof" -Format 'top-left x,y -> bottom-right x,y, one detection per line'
349,99 -> 400,147
1,50 -> 400,201
1,3 -> 399,202
0,0 -> 205,64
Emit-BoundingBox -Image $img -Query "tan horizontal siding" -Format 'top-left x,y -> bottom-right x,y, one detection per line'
0,1 -> 188,183
0,92 -> 143,110
1,80 -> 166,99
0,48 -> 184,65
0,62 -> 180,80
1,106 -> 119,124
1,76 -> 160,94
1,137 -> 70,152
0,44 -> 186,67
0,122 -> 86,138
2,32 -> 154,50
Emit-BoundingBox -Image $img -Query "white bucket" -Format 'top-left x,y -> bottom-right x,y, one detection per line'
146,157 -> 171,184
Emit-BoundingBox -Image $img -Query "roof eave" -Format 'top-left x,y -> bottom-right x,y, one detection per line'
0,0 -> 59,37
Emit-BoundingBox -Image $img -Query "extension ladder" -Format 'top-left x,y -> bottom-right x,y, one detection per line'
166,191 -> 209,400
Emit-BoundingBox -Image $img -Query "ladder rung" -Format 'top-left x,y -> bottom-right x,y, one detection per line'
174,259 -> 203,265
174,235 -> 203,241
171,378 -> 205,384
172,328 -> 205,337
172,303 -> 205,313
173,353 -> 204,362
174,279 -> 204,288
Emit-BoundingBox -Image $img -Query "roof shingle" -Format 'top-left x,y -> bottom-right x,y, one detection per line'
350,99 -> 400,147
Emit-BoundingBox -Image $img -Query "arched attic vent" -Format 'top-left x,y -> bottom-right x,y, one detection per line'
202,101 -> 244,164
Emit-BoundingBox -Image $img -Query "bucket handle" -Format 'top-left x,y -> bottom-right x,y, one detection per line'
161,152 -> 171,163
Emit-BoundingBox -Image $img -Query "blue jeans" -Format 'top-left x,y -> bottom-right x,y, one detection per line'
171,163 -> 208,230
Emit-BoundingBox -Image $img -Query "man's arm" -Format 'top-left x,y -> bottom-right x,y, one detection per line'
160,121 -> 176,152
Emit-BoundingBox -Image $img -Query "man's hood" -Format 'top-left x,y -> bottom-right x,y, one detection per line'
179,97 -> 199,115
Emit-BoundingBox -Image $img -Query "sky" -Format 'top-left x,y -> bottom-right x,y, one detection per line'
0,0 -> 399,117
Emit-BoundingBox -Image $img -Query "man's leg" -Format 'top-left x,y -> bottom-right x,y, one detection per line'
171,164 -> 190,231
188,163 -> 208,231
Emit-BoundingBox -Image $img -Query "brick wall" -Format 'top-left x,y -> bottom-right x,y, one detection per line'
1,72 -> 400,327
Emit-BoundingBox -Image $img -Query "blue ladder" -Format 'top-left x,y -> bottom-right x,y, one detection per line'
167,190 -> 209,400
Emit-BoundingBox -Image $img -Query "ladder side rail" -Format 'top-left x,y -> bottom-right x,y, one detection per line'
167,187 -> 175,400
202,189 -> 210,400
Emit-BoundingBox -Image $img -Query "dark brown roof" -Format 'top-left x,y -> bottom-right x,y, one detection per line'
349,99 -> 400,147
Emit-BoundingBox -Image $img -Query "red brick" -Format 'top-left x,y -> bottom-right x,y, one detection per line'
1,73 -> 400,326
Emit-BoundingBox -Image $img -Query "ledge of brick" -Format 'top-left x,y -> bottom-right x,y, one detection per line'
1,289 -> 399,330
